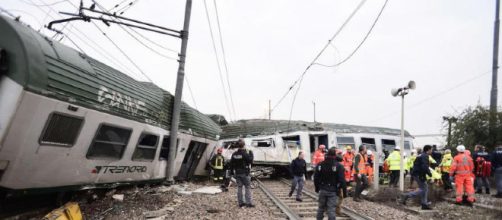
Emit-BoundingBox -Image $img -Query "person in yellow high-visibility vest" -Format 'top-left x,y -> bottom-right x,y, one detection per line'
439,149 -> 453,192
210,147 -> 225,182
385,146 -> 401,188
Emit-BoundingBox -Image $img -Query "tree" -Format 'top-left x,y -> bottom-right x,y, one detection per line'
446,105 -> 502,152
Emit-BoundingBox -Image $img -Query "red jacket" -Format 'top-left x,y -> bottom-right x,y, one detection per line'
312,150 -> 325,166
450,153 -> 474,176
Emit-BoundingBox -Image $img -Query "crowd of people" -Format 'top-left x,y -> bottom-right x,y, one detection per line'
208,140 -> 502,219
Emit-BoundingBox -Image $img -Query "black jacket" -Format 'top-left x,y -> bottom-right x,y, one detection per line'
492,147 -> 502,169
230,149 -> 254,175
314,157 -> 346,196
411,153 -> 431,180
290,157 -> 307,177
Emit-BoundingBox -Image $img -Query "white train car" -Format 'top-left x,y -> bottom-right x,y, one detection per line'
0,16 -> 221,197
217,120 -> 413,173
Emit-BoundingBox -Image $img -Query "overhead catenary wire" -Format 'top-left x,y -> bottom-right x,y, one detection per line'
271,0 -> 368,114
313,0 -> 389,68
20,0 -> 68,7
212,0 -> 237,119
203,0 -> 234,121
368,70 -> 492,124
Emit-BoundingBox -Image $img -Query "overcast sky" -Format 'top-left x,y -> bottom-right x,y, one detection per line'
1,0 -> 499,136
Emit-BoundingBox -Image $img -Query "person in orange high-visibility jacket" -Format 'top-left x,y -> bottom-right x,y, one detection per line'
450,145 -> 475,205
366,150 -> 375,184
343,146 -> 355,182
312,145 -> 326,167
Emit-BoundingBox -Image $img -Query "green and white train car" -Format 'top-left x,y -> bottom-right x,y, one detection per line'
0,15 -> 221,196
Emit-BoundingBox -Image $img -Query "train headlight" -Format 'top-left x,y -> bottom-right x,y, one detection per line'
0,48 -> 7,76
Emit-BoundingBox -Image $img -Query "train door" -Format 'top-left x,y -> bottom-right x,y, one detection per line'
309,134 -> 328,154
177,141 -> 207,180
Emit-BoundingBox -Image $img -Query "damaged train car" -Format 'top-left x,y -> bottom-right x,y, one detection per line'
0,15 -> 221,197
218,119 -> 413,174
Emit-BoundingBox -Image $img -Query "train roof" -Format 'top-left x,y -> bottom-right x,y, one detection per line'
0,16 -> 221,140
220,119 -> 412,139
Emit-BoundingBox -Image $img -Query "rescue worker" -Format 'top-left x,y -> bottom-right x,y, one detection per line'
401,145 -> 433,210
450,145 -> 475,206
475,146 -> 491,194
439,149 -> 453,192
343,146 -> 354,183
366,150 -> 374,184
229,139 -> 255,208
407,149 -> 418,189
312,145 -> 326,168
334,149 -> 347,216
491,145 -> 502,198
289,151 -> 307,202
210,147 -> 225,182
385,146 -> 401,188
353,145 -> 368,202
314,148 -> 346,220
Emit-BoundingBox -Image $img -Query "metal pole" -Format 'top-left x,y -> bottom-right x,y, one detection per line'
166,0 -> 192,183
447,119 -> 452,147
373,151 -> 379,190
490,0 -> 500,141
269,99 -> 271,120
313,101 -> 316,122
399,94 -> 405,191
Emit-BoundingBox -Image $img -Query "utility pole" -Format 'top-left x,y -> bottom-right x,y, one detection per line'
268,100 -> 271,120
443,116 -> 457,148
490,0 -> 500,143
166,0 -> 192,183
313,101 -> 316,123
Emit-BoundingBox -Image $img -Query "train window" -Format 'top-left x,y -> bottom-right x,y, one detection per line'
132,133 -> 159,161
404,141 -> 411,150
86,124 -> 132,160
361,137 -> 377,152
282,136 -> 300,148
381,139 -> 396,152
252,139 -> 274,147
160,136 -> 179,160
336,136 -> 355,149
39,113 -> 84,147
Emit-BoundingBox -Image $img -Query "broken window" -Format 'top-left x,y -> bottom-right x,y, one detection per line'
132,133 -> 159,161
160,136 -> 179,160
252,139 -> 274,147
87,124 -> 132,160
39,113 -> 84,147
282,136 -> 300,149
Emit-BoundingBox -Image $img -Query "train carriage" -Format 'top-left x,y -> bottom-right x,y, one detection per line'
0,15 -> 221,196
218,119 -> 413,174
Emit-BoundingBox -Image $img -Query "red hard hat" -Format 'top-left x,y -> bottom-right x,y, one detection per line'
217,147 -> 223,153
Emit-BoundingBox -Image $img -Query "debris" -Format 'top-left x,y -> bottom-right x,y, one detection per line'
206,208 -> 222,213
143,206 -> 175,218
177,191 -> 193,196
43,202 -> 82,220
112,194 -> 124,202
193,186 -> 222,195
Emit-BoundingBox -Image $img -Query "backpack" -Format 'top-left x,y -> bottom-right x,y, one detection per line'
476,157 -> 492,177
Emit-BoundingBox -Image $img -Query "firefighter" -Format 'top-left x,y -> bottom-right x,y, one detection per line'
475,146 -> 491,194
312,144 -> 326,168
343,146 -> 354,183
439,149 -> 453,192
385,146 -> 401,188
210,147 -> 225,182
314,148 -> 346,220
353,145 -> 368,202
230,139 -> 255,208
450,145 -> 475,206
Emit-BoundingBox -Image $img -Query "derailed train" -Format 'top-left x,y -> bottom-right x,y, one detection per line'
0,15 -> 221,197
218,119 -> 414,174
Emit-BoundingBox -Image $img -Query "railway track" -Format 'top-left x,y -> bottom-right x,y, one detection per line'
256,178 -> 373,220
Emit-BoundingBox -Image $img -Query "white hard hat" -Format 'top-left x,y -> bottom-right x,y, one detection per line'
456,145 -> 465,152
367,150 -> 373,155
394,146 -> 401,150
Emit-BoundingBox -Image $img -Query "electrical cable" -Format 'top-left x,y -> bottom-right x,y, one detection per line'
20,0 -> 68,7
271,0 -> 368,113
203,0 -> 234,121
313,0 -> 389,68
213,0 -> 237,119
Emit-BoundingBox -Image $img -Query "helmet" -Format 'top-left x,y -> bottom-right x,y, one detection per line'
345,146 -> 352,150
394,146 -> 401,150
319,145 -> 326,150
445,149 -> 451,154
456,145 -> 465,152
217,147 -> 223,153
367,150 -> 373,156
